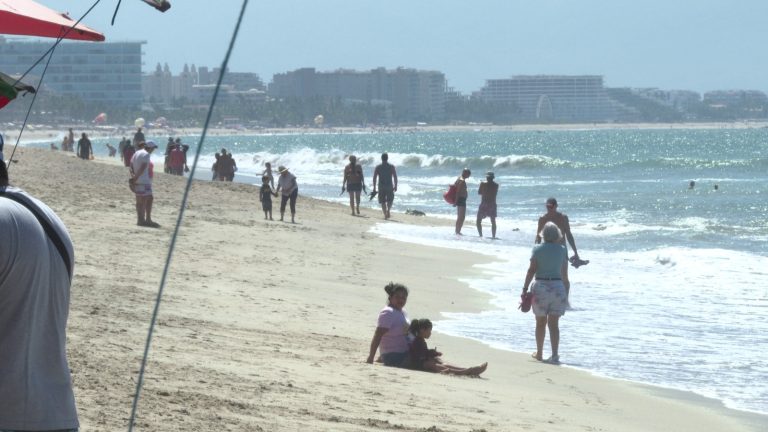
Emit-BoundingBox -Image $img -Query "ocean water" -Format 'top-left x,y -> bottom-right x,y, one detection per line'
32,127 -> 768,415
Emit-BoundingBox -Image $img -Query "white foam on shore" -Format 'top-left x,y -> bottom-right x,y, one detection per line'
370,222 -> 768,416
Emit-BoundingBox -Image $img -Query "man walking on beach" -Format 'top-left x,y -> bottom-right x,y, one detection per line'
454,168 -> 471,235
535,198 -> 581,301
77,132 -> 92,160
0,160 -> 80,431
342,155 -> 365,215
372,152 -> 397,219
130,140 -> 160,228
476,171 -> 498,238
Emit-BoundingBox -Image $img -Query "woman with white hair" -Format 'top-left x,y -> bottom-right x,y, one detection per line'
522,221 -> 568,363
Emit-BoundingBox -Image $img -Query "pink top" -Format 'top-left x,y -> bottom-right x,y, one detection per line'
376,306 -> 409,354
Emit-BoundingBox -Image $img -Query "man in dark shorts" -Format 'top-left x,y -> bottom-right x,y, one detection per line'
372,152 -> 398,219
476,171 -> 499,238
454,168 -> 471,235
342,155 -> 365,215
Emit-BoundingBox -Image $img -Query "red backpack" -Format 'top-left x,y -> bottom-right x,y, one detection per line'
443,183 -> 457,205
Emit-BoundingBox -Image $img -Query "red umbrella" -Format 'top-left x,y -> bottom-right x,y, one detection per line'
0,0 -> 105,41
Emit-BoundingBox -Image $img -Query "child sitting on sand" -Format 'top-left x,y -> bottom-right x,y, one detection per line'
259,175 -> 278,220
409,319 -> 487,376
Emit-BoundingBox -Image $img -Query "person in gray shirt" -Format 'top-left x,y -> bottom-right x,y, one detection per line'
0,160 -> 79,432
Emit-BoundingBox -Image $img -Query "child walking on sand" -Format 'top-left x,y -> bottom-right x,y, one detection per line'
409,319 -> 487,376
259,175 -> 278,220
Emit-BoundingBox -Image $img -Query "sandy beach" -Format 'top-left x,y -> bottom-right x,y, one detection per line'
5,147 -> 766,431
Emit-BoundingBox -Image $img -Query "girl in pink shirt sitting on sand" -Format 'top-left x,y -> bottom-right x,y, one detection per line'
409,319 -> 487,376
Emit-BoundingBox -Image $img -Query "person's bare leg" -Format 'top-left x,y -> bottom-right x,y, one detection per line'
145,195 -> 154,224
490,217 -> 497,239
354,191 -> 361,214
547,315 -> 560,359
380,202 -> 387,219
348,192 -> 355,215
534,316 -> 547,360
476,216 -> 483,237
438,362 -> 487,376
135,195 -> 145,225
455,206 -> 466,234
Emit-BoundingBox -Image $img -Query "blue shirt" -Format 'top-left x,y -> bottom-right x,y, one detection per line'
531,242 -> 566,279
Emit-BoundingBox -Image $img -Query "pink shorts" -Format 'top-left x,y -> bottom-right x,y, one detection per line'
477,201 -> 497,219
133,183 -> 153,197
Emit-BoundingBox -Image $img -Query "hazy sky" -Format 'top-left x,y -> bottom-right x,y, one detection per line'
40,0 -> 768,94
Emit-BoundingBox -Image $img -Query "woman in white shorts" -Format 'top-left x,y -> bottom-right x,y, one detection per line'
521,221 -> 567,363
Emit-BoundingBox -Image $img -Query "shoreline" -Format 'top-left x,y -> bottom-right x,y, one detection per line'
5,119 -> 768,145
370,223 -> 768,421
7,148 -> 766,431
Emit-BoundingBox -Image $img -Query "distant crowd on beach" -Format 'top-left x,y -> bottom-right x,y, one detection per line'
49,129 -> 587,369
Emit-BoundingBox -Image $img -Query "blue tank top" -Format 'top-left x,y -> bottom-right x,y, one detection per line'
531,243 -> 566,278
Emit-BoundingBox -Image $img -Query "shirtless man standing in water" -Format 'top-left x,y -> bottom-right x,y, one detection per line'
535,198 -> 580,302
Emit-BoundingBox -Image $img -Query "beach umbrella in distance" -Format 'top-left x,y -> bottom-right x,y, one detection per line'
93,112 -> 107,123
0,0 -> 105,41
134,117 -> 145,128
0,70 -> 35,110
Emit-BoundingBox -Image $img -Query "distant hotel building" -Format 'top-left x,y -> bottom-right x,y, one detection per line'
269,67 -> 446,122
703,90 -> 768,108
143,64 -> 266,106
479,75 -> 619,122
0,36 -> 144,108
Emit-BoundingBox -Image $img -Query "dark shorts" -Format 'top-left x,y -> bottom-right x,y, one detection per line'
280,189 -> 298,213
456,196 -> 467,207
261,200 -> 272,211
347,183 -> 362,193
382,351 -> 409,368
378,189 -> 394,204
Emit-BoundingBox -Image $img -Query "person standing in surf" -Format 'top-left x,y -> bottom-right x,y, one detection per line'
523,222 -> 568,364
476,171 -> 498,238
453,168 -> 470,235
535,198 -> 581,303
76,133 -> 92,160
342,155 -> 365,215
372,152 -> 397,219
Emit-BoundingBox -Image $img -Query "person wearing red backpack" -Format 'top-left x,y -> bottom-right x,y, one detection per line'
453,168 -> 471,235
